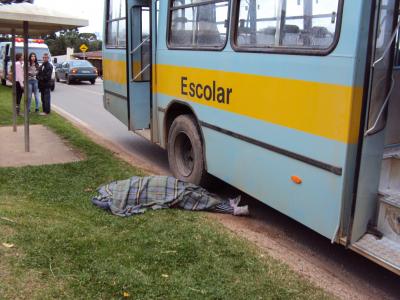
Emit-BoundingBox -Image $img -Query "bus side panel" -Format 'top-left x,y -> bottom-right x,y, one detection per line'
202,127 -> 344,239
153,0 -> 365,239
157,92 -> 351,238
103,49 -> 129,127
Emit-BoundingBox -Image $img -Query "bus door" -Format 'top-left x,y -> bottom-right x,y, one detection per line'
127,0 -> 151,131
350,0 -> 399,246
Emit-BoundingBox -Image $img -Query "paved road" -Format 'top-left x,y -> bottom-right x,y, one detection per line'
52,79 -> 170,175
51,80 -> 400,299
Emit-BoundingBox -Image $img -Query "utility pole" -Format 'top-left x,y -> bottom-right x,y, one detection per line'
11,27 -> 16,132
23,21 -> 29,152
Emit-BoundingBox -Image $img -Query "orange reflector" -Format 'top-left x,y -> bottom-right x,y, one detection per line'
291,176 -> 302,185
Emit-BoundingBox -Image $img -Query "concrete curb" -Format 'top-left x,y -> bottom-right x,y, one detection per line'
52,104 -> 162,176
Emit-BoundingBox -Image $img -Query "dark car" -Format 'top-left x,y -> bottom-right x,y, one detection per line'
55,60 -> 98,85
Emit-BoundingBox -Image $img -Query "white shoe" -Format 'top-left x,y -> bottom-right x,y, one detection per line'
233,205 -> 249,216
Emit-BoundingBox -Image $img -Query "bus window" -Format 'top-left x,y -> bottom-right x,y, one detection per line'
106,0 -> 126,48
235,0 -> 341,52
131,6 -> 151,82
168,0 -> 229,49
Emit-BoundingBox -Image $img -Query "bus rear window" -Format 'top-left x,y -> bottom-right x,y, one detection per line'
70,60 -> 93,67
234,0 -> 341,53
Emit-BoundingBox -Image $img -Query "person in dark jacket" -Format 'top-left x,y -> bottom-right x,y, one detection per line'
37,53 -> 53,115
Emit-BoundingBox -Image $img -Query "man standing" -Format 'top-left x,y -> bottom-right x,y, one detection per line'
37,53 -> 53,115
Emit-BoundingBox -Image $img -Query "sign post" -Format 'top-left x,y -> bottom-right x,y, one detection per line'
80,44 -> 88,60
23,21 -> 30,152
11,28 -> 17,132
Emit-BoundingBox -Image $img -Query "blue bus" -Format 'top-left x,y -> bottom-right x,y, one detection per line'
103,0 -> 400,275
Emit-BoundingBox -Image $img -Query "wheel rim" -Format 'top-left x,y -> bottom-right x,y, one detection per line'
174,131 -> 194,177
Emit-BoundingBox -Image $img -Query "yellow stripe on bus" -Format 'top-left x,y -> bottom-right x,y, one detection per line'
103,59 -> 145,83
154,64 -> 363,144
103,59 -> 127,85
103,60 -> 363,143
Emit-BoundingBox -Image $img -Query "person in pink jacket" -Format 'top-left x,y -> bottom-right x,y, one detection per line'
15,53 -> 24,115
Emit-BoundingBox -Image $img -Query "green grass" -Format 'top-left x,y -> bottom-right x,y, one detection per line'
0,87 -> 332,299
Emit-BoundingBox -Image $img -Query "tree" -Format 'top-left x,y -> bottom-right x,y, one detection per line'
43,29 -> 103,56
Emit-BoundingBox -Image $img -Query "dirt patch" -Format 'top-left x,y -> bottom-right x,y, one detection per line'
210,213 -> 399,300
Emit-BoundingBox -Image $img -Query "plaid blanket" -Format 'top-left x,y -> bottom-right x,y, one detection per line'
92,176 -> 233,217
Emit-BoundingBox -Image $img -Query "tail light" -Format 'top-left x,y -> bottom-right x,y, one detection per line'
15,38 -> 44,43
71,68 -> 78,74
93,67 -> 98,74
31,39 -> 44,44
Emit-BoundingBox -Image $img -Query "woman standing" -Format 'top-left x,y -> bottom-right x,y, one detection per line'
15,52 -> 24,116
27,52 -> 40,113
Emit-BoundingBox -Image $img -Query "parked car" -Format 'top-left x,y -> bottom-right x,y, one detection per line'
55,60 -> 98,85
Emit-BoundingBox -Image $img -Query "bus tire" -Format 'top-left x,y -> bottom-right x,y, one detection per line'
1,79 -> 6,86
168,114 -> 207,186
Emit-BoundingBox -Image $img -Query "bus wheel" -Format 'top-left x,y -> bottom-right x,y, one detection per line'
168,114 -> 207,185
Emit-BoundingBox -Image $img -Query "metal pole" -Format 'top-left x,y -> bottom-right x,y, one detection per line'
11,28 -> 17,132
303,0 -> 313,47
249,0 -> 257,45
304,0 -> 313,30
23,21 -> 30,152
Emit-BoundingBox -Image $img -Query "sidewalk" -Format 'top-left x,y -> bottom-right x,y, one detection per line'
0,124 -> 82,167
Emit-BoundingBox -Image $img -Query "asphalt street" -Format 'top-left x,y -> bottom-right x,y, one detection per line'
52,79 -> 170,175
51,79 -> 400,299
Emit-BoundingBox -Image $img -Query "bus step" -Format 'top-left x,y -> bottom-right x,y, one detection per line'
134,129 -> 151,141
352,234 -> 400,275
377,193 -> 400,243
379,147 -> 400,195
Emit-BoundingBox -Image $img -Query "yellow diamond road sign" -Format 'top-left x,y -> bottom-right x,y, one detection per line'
80,44 -> 88,53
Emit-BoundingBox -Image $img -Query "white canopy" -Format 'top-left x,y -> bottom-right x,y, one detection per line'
0,3 -> 88,35
0,2 -> 89,153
